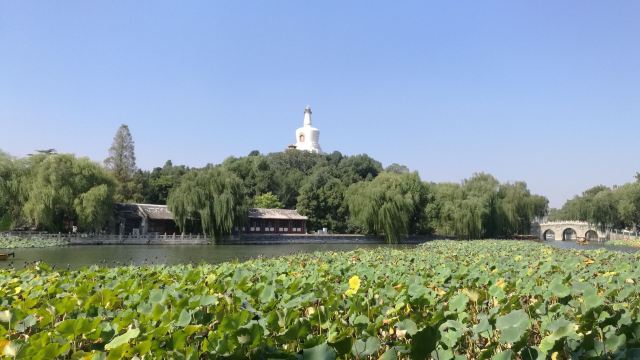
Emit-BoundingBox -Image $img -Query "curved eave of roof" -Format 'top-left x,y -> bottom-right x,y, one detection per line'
248,208 -> 308,220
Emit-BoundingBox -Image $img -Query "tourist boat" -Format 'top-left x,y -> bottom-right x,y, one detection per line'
576,237 -> 588,245
0,252 -> 15,260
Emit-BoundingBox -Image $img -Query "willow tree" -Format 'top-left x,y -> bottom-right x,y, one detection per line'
346,172 -> 426,243
0,150 -> 25,230
454,197 -> 487,240
497,182 -> 548,235
167,168 -> 245,241
20,154 -> 115,232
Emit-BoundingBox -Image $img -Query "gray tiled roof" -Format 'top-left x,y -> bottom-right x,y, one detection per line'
248,208 -> 308,220
137,204 -> 175,220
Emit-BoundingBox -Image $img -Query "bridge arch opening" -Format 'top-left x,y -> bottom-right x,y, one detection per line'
562,228 -> 577,241
585,230 -> 598,242
543,229 -> 555,241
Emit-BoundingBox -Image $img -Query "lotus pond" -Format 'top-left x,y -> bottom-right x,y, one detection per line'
2,241 -> 640,359
0,236 -> 68,249
608,238 -> 640,248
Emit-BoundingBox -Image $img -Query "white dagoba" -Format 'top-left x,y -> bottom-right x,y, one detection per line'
294,106 -> 323,154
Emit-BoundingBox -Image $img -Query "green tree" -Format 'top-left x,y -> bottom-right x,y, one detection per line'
21,154 -> 115,232
346,172 -> 427,243
616,183 -> 640,229
137,160 -> 190,204
253,192 -> 284,209
427,182 -> 464,236
297,170 -> 348,232
589,189 -> 618,231
385,163 -> 410,174
105,124 -> 140,201
0,150 -> 22,230
167,168 -> 245,241
74,184 -> 114,231
455,197 -> 487,240
429,175 -> 547,239
497,182 -> 548,235
337,154 -> 383,184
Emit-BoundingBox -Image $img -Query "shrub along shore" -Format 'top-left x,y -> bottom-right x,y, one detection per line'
1,241 -> 639,359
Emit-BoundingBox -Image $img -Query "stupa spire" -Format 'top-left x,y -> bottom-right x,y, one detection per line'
303,105 -> 312,126
293,105 -> 323,154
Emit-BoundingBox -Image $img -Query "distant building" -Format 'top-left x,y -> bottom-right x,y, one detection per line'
113,203 -> 177,236
113,204 -> 308,236
247,208 -> 308,234
289,105 -> 323,154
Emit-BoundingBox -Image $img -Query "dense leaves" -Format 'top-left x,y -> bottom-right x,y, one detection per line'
104,124 -> 140,202
2,241 -> 640,358
550,183 -> 640,231
0,147 -> 547,239
167,167 -> 245,241
346,172 -> 427,243
17,154 -> 115,232
253,192 -> 284,209
428,173 -> 548,239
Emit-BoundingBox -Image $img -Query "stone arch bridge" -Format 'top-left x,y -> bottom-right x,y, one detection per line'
534,221 -> 607,241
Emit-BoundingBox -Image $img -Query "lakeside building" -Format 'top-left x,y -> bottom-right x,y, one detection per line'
112,203 -> 308,236
113,203 -> 177,236
288,106 -> 323,154
247,208 -> 307,234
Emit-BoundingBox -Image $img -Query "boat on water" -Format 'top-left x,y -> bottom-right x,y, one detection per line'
0,252 -> 15,260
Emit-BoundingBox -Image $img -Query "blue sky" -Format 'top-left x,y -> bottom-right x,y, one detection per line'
1,1 -> 639,207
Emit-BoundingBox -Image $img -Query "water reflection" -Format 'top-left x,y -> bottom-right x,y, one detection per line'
1,240 -> 636,270
0,243 -> 414,270
544,240 -> 638,253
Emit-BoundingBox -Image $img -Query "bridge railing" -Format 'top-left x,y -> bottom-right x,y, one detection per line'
609,229 -> 640,240
537,221 -> 591,226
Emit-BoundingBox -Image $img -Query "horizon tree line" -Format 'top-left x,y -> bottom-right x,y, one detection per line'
0,124 -> 551,242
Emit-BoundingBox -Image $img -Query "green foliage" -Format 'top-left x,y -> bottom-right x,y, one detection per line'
346,172 -> 427,243
73,184 -> 114,232
336,154 -> 383,184
167,167 -> 245,240
0,150 -> 27,229
104,124 -> 139,202
2,145 -> 550,239
297,170 -> 348,232
135,160 -> 190,204
19,154 -> 115,232
429,173 -> 548,239
550,183 -> 640,231
385,163 -> 410,174
1,241 -> 640,358
253,192 -> 283,209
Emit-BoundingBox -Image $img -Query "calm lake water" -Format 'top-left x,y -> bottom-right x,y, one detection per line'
1,243 -> 414,269
1,240 -> 636,270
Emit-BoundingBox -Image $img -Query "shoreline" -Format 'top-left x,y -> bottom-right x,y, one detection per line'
2,233 -> 443,248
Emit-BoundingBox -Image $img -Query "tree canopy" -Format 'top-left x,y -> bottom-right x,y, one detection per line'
105,124 -> 139,202
346,172 -> 427,243
549,182 -> 640,231
12,154 -> 115,232
167,167 -> 246,241
253,192 -> 284,209
1,145 -> 551,240
427,173 -> 548,239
